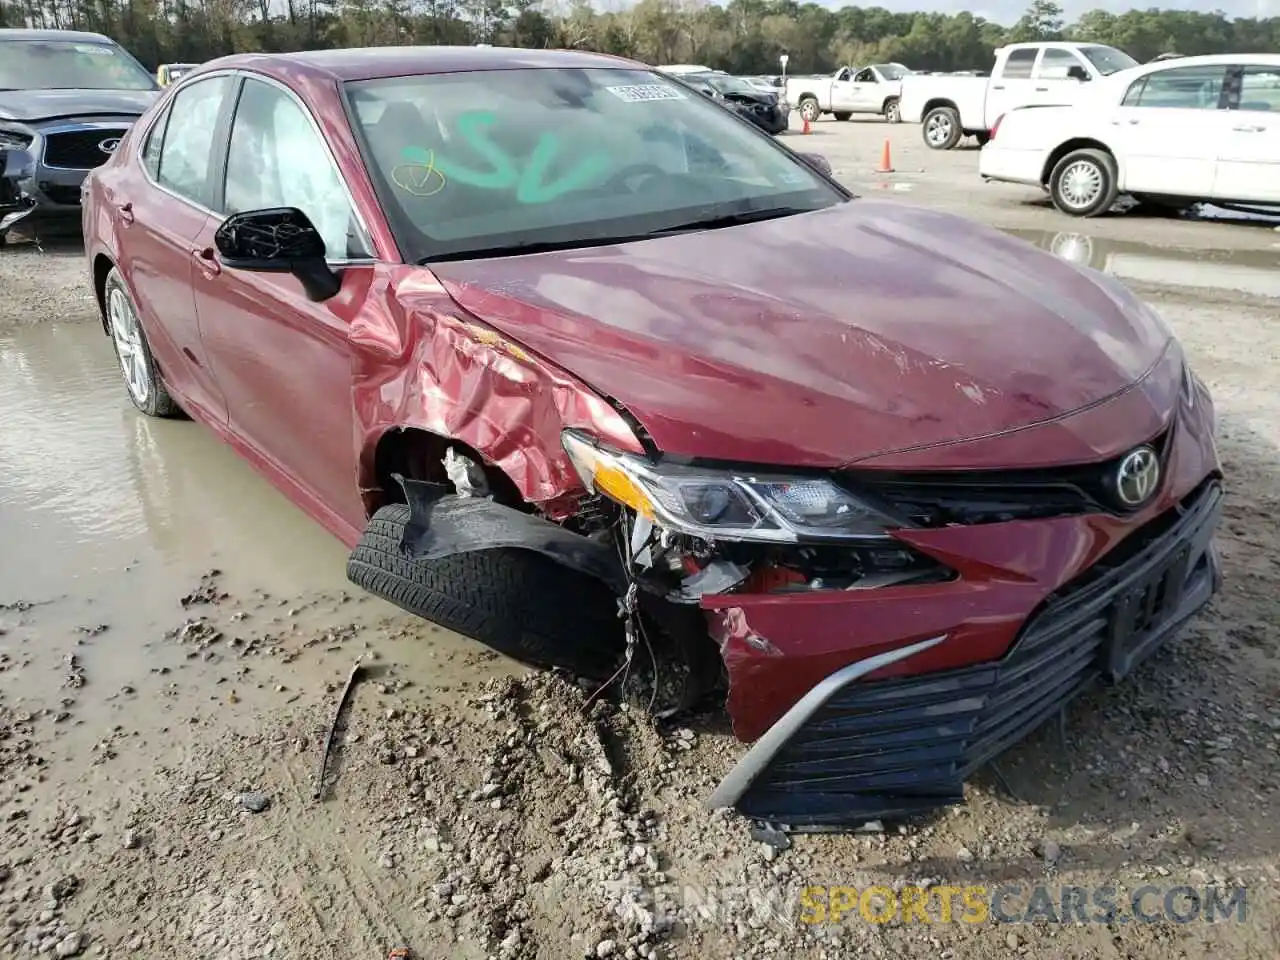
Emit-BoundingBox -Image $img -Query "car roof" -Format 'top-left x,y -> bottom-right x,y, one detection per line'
0,28 -> 116,43
201,45 -> 641,83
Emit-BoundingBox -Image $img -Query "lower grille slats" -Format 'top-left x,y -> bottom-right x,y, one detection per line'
736,479 -> 1223,829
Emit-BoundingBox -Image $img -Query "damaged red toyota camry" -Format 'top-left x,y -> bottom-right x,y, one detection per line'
82,46 -> 1224,830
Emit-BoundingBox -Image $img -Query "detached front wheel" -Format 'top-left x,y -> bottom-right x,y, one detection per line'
1048,148 -> 1119,218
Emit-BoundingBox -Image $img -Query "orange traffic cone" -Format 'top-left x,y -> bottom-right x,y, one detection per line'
802,116 -> 811,135
877,138 -> 894,173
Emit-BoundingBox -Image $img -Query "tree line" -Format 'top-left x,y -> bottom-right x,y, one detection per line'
2,0 -> 1278,77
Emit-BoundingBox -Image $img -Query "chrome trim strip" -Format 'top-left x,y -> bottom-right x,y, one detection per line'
705,633 -> 948,812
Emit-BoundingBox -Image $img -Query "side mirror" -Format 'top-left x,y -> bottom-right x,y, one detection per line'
1067,65 -> 1090,82
795,151 -> 831,177
213,207 -> 341,303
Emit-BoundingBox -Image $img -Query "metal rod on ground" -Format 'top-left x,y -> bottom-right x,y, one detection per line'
314,660 -> 366,801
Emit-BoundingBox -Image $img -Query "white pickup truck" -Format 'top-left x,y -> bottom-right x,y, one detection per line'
898,42 -> 1138,149
786,63 -> 910,125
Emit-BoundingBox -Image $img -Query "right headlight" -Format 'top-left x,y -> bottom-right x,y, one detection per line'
561,430 -> 908,544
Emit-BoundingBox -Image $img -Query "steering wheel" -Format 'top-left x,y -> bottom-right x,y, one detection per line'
603,163 -> 671,194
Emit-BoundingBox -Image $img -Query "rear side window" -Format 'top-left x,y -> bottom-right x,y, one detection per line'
1001,49 -> 1038,80
156,75 -> 233,207
1122,65 -> 1226,109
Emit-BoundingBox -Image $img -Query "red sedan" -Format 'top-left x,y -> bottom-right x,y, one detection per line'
82,46 -> 1224,830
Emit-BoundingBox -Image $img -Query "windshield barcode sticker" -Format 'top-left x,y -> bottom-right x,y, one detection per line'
606,84 -> 686,103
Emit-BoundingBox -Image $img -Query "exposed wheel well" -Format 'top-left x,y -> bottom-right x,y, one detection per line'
92,254 -> 114,334
882,95 -> 899,111
370,427 -> 526,515
921,98 -> 959,117
1041,139 -> 1113,185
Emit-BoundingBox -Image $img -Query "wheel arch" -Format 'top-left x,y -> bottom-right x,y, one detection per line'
92,253 -> 116,335
921,97 -> 959,117
881,94 -> 899,113
1041,138 -> 1117,186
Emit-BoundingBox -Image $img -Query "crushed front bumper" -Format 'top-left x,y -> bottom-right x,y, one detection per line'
708,478 -> 1223,829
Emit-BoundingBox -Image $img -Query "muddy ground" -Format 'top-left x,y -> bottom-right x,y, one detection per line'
1,119 -> 1278,960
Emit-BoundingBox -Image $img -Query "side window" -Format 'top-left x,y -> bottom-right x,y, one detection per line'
836,68 -> 851,82
156,75 -> 232,207
1237,65 -> 1280,113
1125,65 -> 1226,109
1001,49 -> 1038,80
223,78 -> 372,261
140,104 -> 171,179
1036,48 -> 1086,79
853,69 -> 875,83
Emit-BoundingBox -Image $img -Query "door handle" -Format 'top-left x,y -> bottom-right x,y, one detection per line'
1035,86 -> 1048,92
992,84 -> 1005,90
192,247 -> 221,277
118,202 -> 134,225
1232,125 -> 1264,133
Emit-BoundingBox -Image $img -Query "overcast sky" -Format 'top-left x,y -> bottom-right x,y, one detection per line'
812,0 -> 1275,23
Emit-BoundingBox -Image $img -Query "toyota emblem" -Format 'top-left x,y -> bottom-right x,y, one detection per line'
1114,446 -> 1160,508
98,137 -> 121,155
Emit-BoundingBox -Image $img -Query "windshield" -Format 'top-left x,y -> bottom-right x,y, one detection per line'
0,39 -> 157,91
873,64 -> 909,80
345,67 -> 843,263
1079,45 -> 1139,76
707,75 -> 759,95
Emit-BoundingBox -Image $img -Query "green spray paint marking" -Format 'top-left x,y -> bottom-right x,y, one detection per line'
398,110 -> 609,204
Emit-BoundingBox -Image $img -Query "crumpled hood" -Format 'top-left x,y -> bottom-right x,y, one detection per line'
430,200 -> 1173,468
0,89 -> 158,122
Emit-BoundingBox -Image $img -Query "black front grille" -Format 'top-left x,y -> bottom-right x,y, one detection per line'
42,129 -> 126,170
849,428 -> 1172,526
736,478 -> 1222,830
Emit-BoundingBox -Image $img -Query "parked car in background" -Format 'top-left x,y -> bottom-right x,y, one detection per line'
899,42 -> 1138,150
156,62 -> 199,86
742,75 -> 785,94
684,71 -> 789,134
0,28 -> 160,245
786,63 -> 909,124
83,45 -> 1223,829
979,54 -> 1280,216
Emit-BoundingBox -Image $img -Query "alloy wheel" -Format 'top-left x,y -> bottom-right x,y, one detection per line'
925,114 -> 952,145
1058,160 -> 1104,210
108,287 -> 152,407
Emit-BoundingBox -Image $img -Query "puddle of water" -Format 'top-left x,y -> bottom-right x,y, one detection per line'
1008,229 -> 1280,299
0,321 -> 504,787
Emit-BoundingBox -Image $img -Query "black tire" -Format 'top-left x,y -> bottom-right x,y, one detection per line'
922,106 -> 962,150
347,504 -> 627,679
103,267 -> 182,418
1048,148 -> 1119,218
798,97 -> 820,124
883,98 -> 901,123
832,111 -> 852,122
973,131 -> 991,147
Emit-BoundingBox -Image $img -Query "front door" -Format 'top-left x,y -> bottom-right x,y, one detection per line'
192,75 -> 379,536
1030,46 -> 1091,108
113,74 -> 236,425
1111,63 -> 1231,197
1214,64 -> 1280,203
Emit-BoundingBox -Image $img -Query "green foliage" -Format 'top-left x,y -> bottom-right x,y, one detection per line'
3,0 -> 1277,74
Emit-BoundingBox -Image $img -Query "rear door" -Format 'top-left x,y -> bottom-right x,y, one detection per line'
847,68 -> 881,113
191,74 -> 378,535
1110,63 -> 1232,197
1214,64 -> 1280,203
113,73 -> 236,425
985,48 -> 1040,127
829,68 -> 857,111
